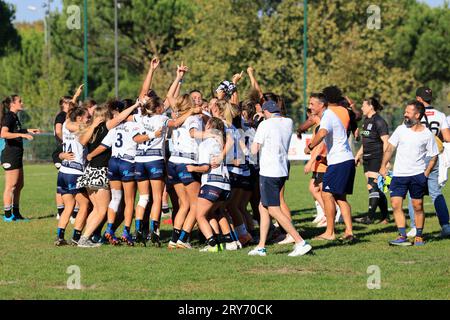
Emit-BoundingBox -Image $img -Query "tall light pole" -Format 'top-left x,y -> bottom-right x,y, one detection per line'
114,0 -> 119,99
303,0 -> 308,122
84,0 -> 88,99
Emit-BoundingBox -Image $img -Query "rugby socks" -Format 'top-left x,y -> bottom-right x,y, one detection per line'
368,192 -> 380,220
207,236 -> 217,247
222,233 -> 234,243
398,227 -> 407,238
230,230 -> 239,242
12,205 -> 21,217
416,228 -> 424,238
171,228 -> 181,243
57,228 -> 65,240
135,219 -> 143,234
106,223 -> 115,234
72,229 -> 82,242
124,226 -> 131,236
178,230 -> 191,243
379,192 -> 389,220
71,207 -> 79,219
57,205 -> 64,216
150,220 -> 160,235
4,205 -> 12,219
434,195 -> 450,227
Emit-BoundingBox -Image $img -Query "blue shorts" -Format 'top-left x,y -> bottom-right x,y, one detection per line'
135,159 -> 165,181
199,185 -> 231,203
259,176 -> 287,207
167,162 -> 200,186
57,172 -> 85,195
322,160 -> 356,196
390,174 -> 428,200
108,158 -> 136,182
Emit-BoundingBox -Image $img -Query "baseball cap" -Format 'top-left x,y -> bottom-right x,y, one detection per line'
262,100 -> 280,113
416,87 -> 433,102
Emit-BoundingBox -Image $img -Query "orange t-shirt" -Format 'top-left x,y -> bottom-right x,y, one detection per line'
329,106 -> 350,130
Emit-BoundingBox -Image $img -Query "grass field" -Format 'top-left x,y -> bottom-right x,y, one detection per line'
0,164 -> 449,300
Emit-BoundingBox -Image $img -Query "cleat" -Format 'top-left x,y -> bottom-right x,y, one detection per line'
238,233 -> 253,247
248,247 -> 267,257
121,234 -> 135,246
168,241 -> 177,250
225,242 -> 238,251
3,215 -> 15,223
288,241 -> 312,257
235,240 -> 243,250
134,231 -> 147,247
90,234 -> 103,244
104,232 -> 120,246
440,225 -> 450,238
13,213 -> 30,222
54,238 -> 68,246
176,240 -> 192,249
71,238 -> 79,246
150,231 -> 161,247
414,236 -> 425,246
354,216 -> 374,225
78,236 -> 101,248
199,244 -> 221,252
389,236 -> 412,247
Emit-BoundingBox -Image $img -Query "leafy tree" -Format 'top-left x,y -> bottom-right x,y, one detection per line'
0,0 -> 21,57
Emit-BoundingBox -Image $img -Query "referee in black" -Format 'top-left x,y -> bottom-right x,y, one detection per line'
355,97 -> 390,224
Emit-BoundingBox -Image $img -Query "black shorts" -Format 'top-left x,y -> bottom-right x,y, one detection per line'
363,157 -> 382,173
52,144 -> 63,168
312,172 -> 325,187
1,147 -> 23,171
229,172 -> 252,190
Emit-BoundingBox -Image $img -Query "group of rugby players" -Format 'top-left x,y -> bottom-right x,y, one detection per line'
2,58 -> 450,255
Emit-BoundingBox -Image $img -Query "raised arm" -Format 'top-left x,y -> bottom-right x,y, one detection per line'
230,71 -> 244,105
71,84 -> 84,104
247,67 -> 263,99
166,62 -> 188,108
106,100 -> 142,130
139,57 -> 160,100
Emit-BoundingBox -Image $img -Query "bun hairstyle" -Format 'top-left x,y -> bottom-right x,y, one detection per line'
365,97 -> 383,112
141,95 -> 164,117
174,94 -> 194,116
1,95 -> 19,123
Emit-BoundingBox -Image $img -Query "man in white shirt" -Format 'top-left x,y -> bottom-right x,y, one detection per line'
248,100 -> 312,257
305,93 -> 356,243
406,87 -> 450,238
380,101 -> 439,246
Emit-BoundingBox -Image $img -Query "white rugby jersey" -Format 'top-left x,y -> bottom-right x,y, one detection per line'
422,107 -> 449,138
60,122 -> 86,175
101,121 -> 140,163
224,123 -> 246,175
242,123 -> 259,168
134,114 -> 169,162
198,138 -> 230,191
169,115 -> 202,164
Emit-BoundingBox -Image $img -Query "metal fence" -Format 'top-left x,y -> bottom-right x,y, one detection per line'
0,134 -> 56,163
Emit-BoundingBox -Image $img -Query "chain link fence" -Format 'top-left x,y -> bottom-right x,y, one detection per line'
0,134 -> 56,163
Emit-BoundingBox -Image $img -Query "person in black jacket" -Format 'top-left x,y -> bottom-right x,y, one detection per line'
1,95 -> 40,221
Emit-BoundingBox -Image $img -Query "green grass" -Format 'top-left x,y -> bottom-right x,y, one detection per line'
0,164 -> 449,300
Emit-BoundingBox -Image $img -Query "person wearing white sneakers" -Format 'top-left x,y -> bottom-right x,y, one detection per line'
248,101 -> 312,257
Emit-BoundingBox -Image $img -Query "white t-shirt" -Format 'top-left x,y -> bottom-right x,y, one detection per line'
253,117 -> 293,178
198,138 -> 230,191
169,115 -> 201,164
320,109 -> 354,165
134,114 -> 169,162
422,107 -> 449,137
101,121 -> 140,163
60,123 -> 86,175
389,124 -> 439,177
